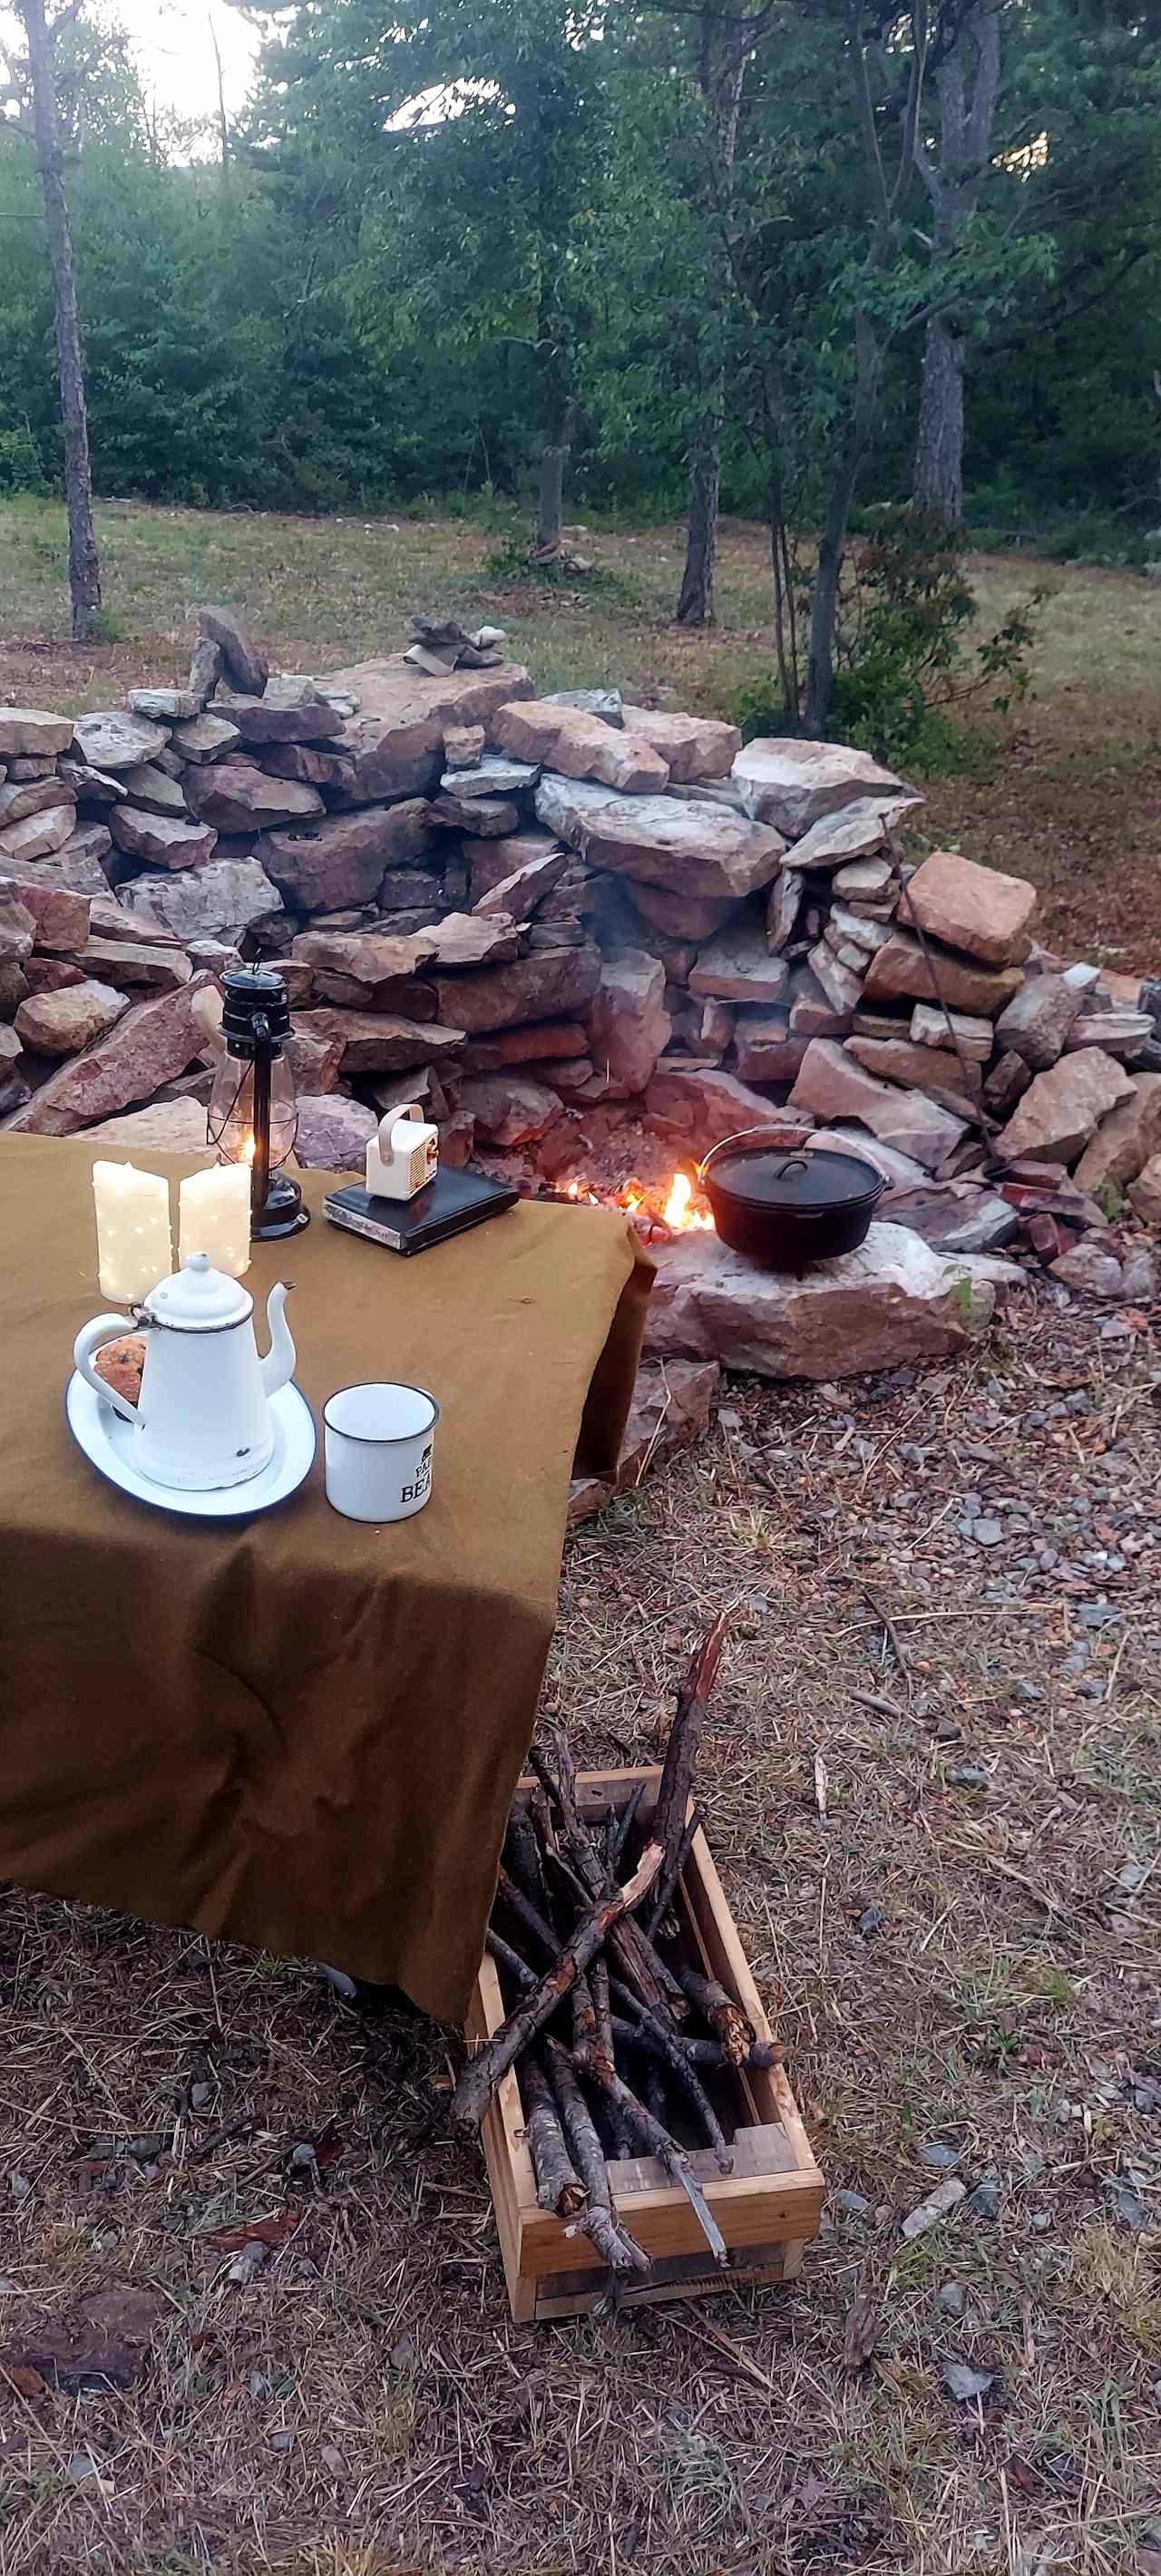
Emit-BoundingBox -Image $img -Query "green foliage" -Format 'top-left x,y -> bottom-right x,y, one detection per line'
730,508 -> 1040,771
0,424 -> 47,493
2,0 -> 1160,552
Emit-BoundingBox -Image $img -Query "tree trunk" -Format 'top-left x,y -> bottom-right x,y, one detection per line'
534,430 -> 570,557
804,316 -> 880,737
19,0 -> 102,640
913,316 -> 965,524
673,10 -> 749,624
911,2 -> 1001,530
676,416 -> 719,625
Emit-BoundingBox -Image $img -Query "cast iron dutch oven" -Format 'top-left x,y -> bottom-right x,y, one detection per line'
698,1129 -> 889,1271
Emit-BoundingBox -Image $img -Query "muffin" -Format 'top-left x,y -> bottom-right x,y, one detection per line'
93,1333 -> 146,1408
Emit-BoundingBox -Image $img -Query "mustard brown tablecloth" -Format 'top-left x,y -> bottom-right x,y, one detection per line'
0,1138 -> 652,2019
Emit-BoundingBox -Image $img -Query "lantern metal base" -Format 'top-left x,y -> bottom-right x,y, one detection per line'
252,1173 -> 311,1242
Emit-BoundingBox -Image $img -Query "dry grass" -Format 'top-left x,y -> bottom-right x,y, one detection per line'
0,1287 -> 1158,2574
2,496 -> 1160,968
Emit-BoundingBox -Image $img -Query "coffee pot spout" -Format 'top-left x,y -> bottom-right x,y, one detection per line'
259,1281 -> 296,1398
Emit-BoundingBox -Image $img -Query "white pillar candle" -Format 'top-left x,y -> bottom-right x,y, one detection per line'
178,1162 -> 251,1279
93,1160 -> 173,1305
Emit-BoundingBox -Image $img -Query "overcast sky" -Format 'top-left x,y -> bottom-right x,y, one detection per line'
120,0 -> 261,129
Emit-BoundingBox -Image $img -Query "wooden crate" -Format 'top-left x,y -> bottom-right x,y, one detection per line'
466,1766 -> 824,2322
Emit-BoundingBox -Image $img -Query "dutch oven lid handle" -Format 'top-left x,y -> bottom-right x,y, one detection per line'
699,1126 -> 813,1181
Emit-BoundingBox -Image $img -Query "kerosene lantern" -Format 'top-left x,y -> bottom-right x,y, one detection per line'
208,966 -> 310,1240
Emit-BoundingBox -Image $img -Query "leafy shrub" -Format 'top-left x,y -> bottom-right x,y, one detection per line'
727,507 -> 1041,772
0,424 -> 48,493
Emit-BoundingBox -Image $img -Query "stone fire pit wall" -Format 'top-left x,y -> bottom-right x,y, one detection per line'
2,605 -> 1158,1371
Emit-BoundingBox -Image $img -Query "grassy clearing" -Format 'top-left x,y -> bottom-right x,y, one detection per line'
2,495 -> 1159,967
0,1293 -> 1157,2573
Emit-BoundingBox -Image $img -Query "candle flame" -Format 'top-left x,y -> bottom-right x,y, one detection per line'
240,1133 -> 256,1167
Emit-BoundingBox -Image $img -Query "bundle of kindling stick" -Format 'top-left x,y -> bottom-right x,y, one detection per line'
450,1615 -> 782,2280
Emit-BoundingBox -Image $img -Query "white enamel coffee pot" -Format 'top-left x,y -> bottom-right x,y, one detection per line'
73,1254 -> 297,1493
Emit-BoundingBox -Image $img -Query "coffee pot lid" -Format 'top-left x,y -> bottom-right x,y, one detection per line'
141,1253 -> 253,1332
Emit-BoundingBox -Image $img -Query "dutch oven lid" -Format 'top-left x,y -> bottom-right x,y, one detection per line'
706,1142 -> 883,1210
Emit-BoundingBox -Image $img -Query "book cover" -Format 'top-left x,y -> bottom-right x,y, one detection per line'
321,1166 -> 520,1255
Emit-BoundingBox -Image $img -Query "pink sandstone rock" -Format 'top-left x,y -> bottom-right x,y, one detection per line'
293,1093 -> 378,1170
902,848 -> 1037,967
184,765 -> 325,834
1072,1073 -> 1161,1191
0,708 -> 74,758
645,1064 -> 813,1155
329,655 -> 535,798
589,950 -> 670,1093
109,807 -> 218,872
458,1074 -> 561,1147
994,1048 -> 1136,1166
294,1009 -> 463,1073
862,931 -> 1022,1017
258,802 -> 433,912
789,1039 -> 967,1171
0,804 -> 76,868
731,737 -> 909,834
15,978 -> 129,1055
1128,1155 -> 1161,1226
0,875 -> 90,953
493,699 -> 669,793
645,1223 -> 1015,1380
6,971 -> 217,1133
619,707 -> 740,784
86,1098 -> 211,1150
473,850 -> 570,918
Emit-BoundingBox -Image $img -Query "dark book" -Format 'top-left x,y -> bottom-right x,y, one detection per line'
321,1166 -> 520,1255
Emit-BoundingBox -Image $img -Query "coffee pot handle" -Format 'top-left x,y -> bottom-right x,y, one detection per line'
73,1314 -> 142,1426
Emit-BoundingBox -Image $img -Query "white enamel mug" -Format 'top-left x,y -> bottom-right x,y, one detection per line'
323,1381 -> 439,1523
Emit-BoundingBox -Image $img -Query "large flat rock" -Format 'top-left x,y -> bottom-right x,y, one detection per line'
5,971 -> 217,1135
863,930 -> 1022,1017
295,1008 -> 464,1073
732,738 -> 912,835
620,707 -> 740,784
0,803 -> 76,868
15,977 -> 130,1056
903,848 -> 1037,968
122,856 -> 281,943
646,1222 -> 1014,1380
0,708 -> 74,758
535,776 -> 786,900
1073,1072 -> 1161,1190
258,802 -> 433,911
493,700 -> 668,793
645,1063 -> 812,1153
185,765 -> 324,834
994,1047 -> 1137,1165
73,711 -> 170,771
690,922 -> 790,1007
217,677 -> 345,745
0,874 -> 90,953
789,1037 -> 967,1171
109,808 -> 218,872
783,796 -> 923,871
85,1098 -> 211,1151
327,655 -> 534,799
430,942 -> 600,1033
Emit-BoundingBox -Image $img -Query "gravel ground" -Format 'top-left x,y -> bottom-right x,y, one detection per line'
0,1276 -> 1157,2576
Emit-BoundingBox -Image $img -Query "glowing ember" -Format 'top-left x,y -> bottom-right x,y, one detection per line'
561,1168 -> 713,1235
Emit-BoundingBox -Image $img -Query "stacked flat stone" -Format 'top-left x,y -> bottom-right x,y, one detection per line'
2,621 -> 1158,1244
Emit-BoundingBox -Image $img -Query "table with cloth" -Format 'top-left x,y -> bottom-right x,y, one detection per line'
0,1138 -> 652,2022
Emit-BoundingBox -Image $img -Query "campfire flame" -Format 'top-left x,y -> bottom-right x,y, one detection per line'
562,1169 -> 714,1236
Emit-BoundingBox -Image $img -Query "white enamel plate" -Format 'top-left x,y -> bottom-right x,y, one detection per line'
65,1373 -> 317,1520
